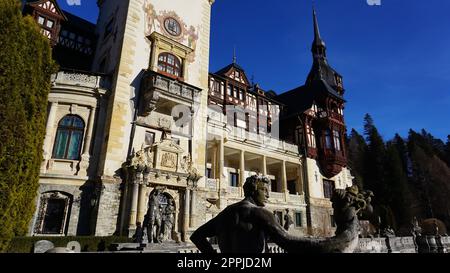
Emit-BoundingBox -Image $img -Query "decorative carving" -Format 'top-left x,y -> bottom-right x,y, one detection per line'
158,117 -> 171,130
64,73 -> 97,85
161,152 -> 177,169
143,1 -> 199,62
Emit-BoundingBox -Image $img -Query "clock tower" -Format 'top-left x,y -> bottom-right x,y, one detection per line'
92,0 -> 214,236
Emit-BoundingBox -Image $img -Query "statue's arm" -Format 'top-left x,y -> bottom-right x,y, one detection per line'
190,217 -> 218,253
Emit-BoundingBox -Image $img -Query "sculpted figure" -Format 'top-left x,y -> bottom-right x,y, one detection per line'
144,188 -> 164,243
283,209 -> 294,231
162,199 -> 175,241
190,175 -> 372,253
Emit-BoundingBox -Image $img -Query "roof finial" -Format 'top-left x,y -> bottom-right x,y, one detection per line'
233,45 -> 237,64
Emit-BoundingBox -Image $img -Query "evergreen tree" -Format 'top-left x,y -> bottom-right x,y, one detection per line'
407,130 -> 450,228
444,135 -> 450,167
362,114 -> 389,227
0,0 -> 56,251
384,141 -> 412,229
347,129 -> 367,190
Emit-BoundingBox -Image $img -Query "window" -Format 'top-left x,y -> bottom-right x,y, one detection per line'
36,192 -> 71,235
307,125 -> 316,148
227,85 -> 232,96
287,180 -> 296,194
323,179 -> 335,199
271,179 -> 277,192
233,87 -> 238,98
46,19 -> 54,28
325,129 -> 332,149
295,212 -> 303,227
230,172 -> 238,187
158,53 -> 182,77
267,117 -> 272,133
38,16 -> 45,25
331,215 -> 336,228
206,168 -> 212,179
145,131 -> 155,146
42,198 -> 67,234
53,115 -> 85,160
333,130 -> 342,151
239,90 -> 244,100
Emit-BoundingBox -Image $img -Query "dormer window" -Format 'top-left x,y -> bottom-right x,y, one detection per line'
158,52 -> 182,78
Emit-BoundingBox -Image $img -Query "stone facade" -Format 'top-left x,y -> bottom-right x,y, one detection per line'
29,0 -> 355,241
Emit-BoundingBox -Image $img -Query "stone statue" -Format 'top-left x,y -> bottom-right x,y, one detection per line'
190,175 -> 373,253
144,187 -> 164,243
162,199 -> 175,241
283,209 -> 294,231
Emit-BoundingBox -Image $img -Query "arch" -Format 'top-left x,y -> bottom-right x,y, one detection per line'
52,115 -> 85,160
35,191 -> 73,235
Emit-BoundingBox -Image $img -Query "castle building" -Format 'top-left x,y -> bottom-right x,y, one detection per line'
24,0 -> 353,240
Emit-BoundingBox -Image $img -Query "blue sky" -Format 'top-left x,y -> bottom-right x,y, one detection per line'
59,0 -> 450,141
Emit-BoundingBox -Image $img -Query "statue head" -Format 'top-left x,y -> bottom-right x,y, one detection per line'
243,175 -> 270,206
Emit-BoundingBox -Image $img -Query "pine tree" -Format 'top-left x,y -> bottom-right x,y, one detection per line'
407,130 -> 450,228
443,135 -> 450,167
362,114 -> 389,227
0,0 -> 56,251
384,141 -> 412,229
347,129 -> 367,190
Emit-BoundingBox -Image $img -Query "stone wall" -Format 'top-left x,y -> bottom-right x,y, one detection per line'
94,180 -> 122,236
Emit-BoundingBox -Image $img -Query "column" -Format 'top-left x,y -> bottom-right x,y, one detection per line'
183,189 -> 191,240
137,182 -> 147,224
297,164 -> 304,195
150,38 -> 158,71
239,150 -> 245,197
189,188 -> 196,227
282,160 -> 288,201
212,145 -> 217,179
218,139 -> 225,186
79,106 -> 97,176
82,106 -> 97,155
128,172 -> 140,232
41,101 -> 58,172
261,155 -> 267,176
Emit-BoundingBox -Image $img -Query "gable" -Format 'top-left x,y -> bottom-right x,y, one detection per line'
224,67 -> 249,86
29,0 -> 66,20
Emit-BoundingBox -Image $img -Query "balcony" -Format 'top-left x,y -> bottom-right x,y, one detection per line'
140,70 -> 202,116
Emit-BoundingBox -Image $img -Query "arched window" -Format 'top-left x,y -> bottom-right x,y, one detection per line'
158,52 -> 182,77
35,192 -> 72,235
53,115 -> 85,160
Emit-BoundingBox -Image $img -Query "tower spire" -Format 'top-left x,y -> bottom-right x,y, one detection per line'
312,7 -> 326,59
233,46 -> 237,64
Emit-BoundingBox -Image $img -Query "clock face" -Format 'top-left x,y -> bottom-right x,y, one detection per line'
164,17 -> 181,36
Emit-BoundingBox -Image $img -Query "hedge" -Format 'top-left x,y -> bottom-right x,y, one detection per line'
0,0 -> 56,251
7,236 -> 133,253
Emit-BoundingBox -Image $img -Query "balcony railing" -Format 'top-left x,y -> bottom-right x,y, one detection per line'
141,70 -> 202,116
269,192 -> 285,201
